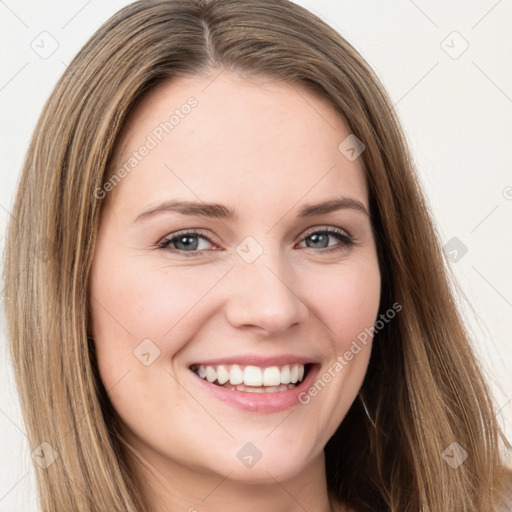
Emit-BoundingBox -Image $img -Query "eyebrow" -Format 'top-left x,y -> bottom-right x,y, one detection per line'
134,197 -> 369,223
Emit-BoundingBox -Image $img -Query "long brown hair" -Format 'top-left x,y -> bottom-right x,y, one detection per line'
3,0 -> 511,510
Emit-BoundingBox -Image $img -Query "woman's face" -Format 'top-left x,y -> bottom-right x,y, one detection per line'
90,72 -> 381,487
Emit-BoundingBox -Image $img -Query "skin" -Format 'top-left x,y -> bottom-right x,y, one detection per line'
89,71 -> 381,512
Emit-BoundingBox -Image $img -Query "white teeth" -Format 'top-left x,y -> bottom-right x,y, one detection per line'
280,365 -> 291,384
205,366 -> 217,383
230,383 -> 296,393
229,364 -> 244,385
243,366 -> 262,386
216,365 -> 230,385
192,363 -> 307,389
262,366 -> 281,386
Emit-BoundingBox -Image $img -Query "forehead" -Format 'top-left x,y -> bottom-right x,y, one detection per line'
107,72 -> 369,219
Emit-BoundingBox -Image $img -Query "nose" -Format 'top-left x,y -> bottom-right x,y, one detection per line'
224,246 -> 308,336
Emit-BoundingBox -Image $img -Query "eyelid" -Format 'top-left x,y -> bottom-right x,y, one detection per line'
157,228 -> 217,250
158,224 -> 356,257
299,224 -> 352,240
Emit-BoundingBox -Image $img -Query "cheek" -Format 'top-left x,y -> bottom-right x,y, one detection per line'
298,260 -> 380,418
300,256 -> 380,401
309,257 -> 381,347
89,252 -> 226,384
88,256 -> 219,441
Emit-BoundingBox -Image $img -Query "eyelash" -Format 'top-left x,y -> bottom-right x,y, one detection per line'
157,227 -> 355,257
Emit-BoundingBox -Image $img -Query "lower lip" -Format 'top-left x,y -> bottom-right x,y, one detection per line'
190,364 -> 321,413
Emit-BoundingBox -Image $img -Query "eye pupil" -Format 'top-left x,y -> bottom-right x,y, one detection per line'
307,233 -> 329,249
175,235 -> 198,251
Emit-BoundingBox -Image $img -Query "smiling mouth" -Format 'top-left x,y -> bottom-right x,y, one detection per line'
189,363 -> 312,393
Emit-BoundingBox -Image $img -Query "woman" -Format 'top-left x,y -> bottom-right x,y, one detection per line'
3,0 -> 511,510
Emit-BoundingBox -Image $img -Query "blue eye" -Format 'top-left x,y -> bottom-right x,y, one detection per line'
158,230 -> 214,254
299,228 -> 354,252
158,227 -> 354,256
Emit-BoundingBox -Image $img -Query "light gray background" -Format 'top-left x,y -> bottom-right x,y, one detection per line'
1,1 -> 511,510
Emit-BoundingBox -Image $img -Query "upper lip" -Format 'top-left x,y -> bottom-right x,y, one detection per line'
189,354 -> 318,368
